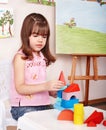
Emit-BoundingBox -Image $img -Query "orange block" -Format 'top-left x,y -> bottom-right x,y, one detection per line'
57,109 -> 74,121
58,71 -> 66,85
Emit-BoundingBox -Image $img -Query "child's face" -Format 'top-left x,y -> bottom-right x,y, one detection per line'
29,33 -> 47,52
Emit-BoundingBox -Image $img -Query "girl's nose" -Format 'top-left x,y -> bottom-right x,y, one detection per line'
38,35 -> 43,41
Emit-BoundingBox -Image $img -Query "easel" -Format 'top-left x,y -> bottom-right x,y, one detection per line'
68,55 -> 106,106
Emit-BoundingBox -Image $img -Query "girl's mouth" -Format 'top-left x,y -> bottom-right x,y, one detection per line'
36,44 -> 43,48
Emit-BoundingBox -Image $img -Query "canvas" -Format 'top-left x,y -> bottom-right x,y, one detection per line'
56,0 -> 106,55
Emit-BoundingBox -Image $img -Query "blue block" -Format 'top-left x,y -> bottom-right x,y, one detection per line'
61,98 -> 79,108
53,101 -> 74,111
57,85 -> 67,98
57,90 -> 63,98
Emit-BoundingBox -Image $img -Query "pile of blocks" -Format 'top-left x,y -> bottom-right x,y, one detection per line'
54,71 -> 80,110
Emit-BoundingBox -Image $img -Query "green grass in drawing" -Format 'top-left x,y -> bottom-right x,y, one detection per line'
27,0 -> 55,6
56,25 -> 106,55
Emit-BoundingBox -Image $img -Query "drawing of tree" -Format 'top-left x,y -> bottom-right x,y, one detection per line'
0,9 -> 13,37
3,10 -> 13,36
0,16 -> 6,35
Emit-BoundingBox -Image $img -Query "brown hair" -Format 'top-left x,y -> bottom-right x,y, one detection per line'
19,13 -> 56,66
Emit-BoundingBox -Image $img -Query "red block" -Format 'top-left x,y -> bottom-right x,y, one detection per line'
64,83 -> 80,93
87,121 -> 97,127
103,120 -> 106,126
84,110 -> 104,124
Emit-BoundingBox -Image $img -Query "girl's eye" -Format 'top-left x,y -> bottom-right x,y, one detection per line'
43,35 -> 47,38
32,34 -> 47,38
33,34 -> 38,37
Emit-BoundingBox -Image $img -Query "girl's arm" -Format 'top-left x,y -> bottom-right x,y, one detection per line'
13,54 -> 64,95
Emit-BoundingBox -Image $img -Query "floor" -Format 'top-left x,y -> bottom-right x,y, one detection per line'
90,102 -> 106,110
7,102 -> 106,130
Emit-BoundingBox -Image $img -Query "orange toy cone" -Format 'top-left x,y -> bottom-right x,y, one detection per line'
59,71 -> 66,86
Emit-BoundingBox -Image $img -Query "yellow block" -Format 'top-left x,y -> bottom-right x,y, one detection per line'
74,103 -> 84,125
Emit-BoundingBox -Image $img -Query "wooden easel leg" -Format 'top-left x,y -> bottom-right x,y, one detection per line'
68,56 -> 106,105
93,57 -> 98,80
84,56 -> 90,106
70,56 -> 78,84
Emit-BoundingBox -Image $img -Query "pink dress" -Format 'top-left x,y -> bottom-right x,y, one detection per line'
10,51 -> 50,106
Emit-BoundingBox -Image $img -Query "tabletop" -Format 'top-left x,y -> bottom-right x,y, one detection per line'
17,106 -> 106,130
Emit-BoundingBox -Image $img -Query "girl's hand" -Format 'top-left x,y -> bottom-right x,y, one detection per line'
46,80 -> 64,91
49,91 -> 57,98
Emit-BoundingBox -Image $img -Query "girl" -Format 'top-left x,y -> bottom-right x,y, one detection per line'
10,13 -> 64,120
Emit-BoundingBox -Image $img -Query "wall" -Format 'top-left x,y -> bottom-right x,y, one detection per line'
0,0 -> 106,102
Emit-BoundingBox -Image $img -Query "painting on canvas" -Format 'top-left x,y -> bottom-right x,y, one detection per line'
56,0 -> 106,55
0,8 -> 14,38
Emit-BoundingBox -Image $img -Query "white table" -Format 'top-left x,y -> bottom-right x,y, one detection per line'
0,101 -> 6,130
17,106 -> 106,130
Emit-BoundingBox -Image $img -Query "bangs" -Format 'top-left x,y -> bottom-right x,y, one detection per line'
32,22 -> 49,36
